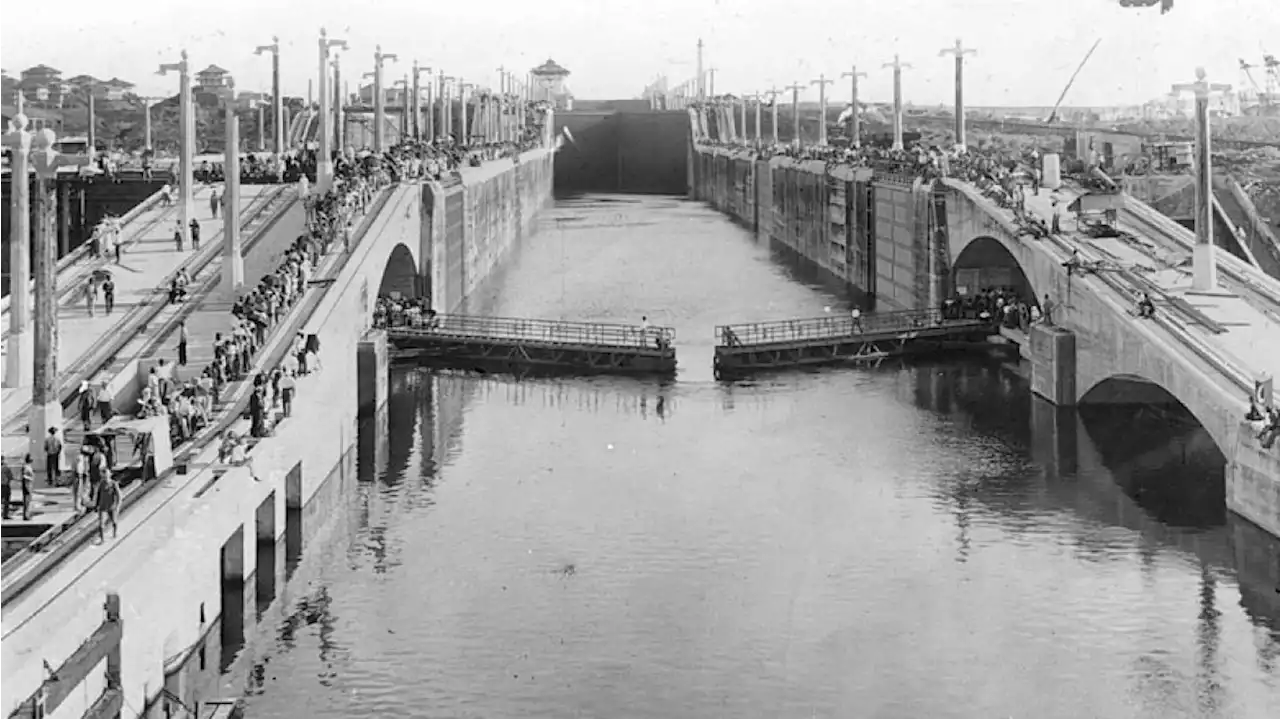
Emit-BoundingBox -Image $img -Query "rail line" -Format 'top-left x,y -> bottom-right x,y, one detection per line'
0,187 -> 217,335
0,186 -> 394,611
1118,199 -> 1280,322
1,187 -> 290,436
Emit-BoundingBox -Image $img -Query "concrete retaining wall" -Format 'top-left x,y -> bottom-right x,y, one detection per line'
691,146 -> 940,310
426,151 -> 554,313
1,152 -> 554,719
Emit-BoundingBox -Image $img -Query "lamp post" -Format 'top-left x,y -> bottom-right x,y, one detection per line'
138,96 -> 160,151
939,39 -> 977,150
459,80 -> 473,143
372,45 -> 399,152
785,82 -> 805,146
751,92 -> 763,144
331,51 -> 345,153
316,28 -> 349,193
393,78 -> 409,143
3,116 -> 33,388
442,75 -> 456,140
158,50 -> 193,248
222,78 -> 244,291
812,74 -> 833,145
841,66 -> 867,147
28,127 -> 92,471
253,36 -> 284,155
883,54 -> 912,151
696,38 -> 705,100
413,61 -> 432,142
1172,67 -> 1232,292
765,87 -> 781,145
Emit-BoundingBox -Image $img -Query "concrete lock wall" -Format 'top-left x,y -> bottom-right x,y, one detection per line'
554,111 -> 689,194
1,151 -> 554,718
691,146 -> 940,310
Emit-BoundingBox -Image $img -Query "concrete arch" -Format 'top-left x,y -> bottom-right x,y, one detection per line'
377,241 -> 424,300
951,235 -> 1040,304
1078,372 -> 1231,457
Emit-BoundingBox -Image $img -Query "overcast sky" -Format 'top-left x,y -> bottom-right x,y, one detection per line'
3,0 -> 1277,107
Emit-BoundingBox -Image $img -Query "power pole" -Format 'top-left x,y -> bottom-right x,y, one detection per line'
373,45 -> 399,152
811,74 -> 833,145
751,92 -> 763,144
1172,68 -> 1231,292
765,88 -> 781,145
253,36 -> 283,155
696,39 -> 705,100
222,78 -> 244,291
841,66 -> 867,147
939,38 -> 977,150
316,28 -> 348,192
158,51 -> 193,248
882,54 -> 912,150
785,82 -> 805,146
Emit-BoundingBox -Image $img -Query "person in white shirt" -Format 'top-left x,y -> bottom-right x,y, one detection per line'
850,307 -> 863,333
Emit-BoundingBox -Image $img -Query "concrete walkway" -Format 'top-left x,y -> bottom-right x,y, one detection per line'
0,186 -> 284,528
1019,185 -> 1280,396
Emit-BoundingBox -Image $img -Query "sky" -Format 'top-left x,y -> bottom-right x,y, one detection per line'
2,0 -> 1278,108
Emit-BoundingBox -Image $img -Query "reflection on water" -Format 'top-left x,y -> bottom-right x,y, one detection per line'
220,195 -> 1277,718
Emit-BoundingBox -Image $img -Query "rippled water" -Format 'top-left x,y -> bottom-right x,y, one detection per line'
231,195 -> 1280,719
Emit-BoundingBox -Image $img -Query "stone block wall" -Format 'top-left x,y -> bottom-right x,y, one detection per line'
691,146 -> 939,310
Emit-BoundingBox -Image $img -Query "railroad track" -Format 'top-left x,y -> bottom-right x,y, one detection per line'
1,188 -> 203,339
1116,197 -> 1280,322
1,186 -> 293,436
0,185 -> 396,610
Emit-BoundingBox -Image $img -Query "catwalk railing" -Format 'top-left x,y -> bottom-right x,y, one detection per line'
382,313 -> 676,349
716,308 -> 961,347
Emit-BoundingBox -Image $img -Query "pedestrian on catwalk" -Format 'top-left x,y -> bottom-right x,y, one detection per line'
84,277 -> 97,317
177,320 -> 189,366
44,427 -> 63,485
210,189 -> 220,219
102,277 -> 115,314
173,220 -> 184,251
190,219 -> 201,250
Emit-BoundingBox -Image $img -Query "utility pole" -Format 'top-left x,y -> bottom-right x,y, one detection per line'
316,28 -> 348,192
3,117 -> 32,388
373,45 -> 399,152
27,128 -> 92,471
442,74 -> 455,140
841,66 -> 867,147
883,54 -> 912,150
811,74 -> 833,145
785,82 -> 805,146
939,38 -> 977,150
332,51 -> 344,152
707,67 -> 717,98
1172,67 -> 1232,292
459,81 -> 473,143
254,36 -> 283,155
497,66 -> 507,142
222,78 -> 244,291
414,61 -> 432,142
766,87 -> 781,145
158,50 -> 193,248
696,39 -> 705,99
139,96 -> 159,151
751,92 -> 763,144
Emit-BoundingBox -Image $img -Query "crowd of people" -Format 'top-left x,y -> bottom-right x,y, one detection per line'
4,109 -> 558,525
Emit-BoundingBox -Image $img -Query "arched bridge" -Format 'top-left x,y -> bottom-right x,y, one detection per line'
940,178 -> 1279,536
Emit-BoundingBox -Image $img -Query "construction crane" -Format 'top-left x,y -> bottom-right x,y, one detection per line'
1046,39 -> 1102,124
1240,59 -> 1267,106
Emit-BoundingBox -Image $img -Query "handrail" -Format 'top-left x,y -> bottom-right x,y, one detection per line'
385,312 -> 676,349
715,308 -> 972,347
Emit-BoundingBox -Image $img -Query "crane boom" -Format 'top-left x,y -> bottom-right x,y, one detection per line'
1047,39 -> 1103,123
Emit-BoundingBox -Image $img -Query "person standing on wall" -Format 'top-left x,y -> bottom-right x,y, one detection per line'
177,321 -> 189,366
44,427 -> 63,486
